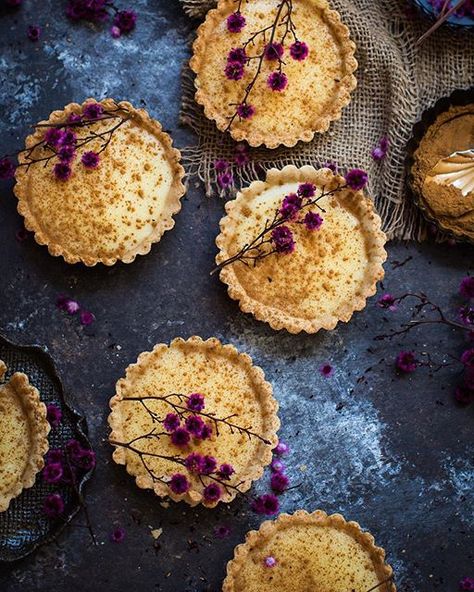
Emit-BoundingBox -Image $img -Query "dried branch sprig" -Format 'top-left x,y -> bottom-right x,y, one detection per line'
223,0 -> 308,132
211,168 -> 369,275
125,393 -> 271,444
375,292 -> 470,341
0,100 -> 131,181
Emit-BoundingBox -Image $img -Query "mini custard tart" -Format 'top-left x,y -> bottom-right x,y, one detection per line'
14,98 -> 186,266
0,361 -> 50,513
108,337 -> 279,507
223,510 -> 396,592
215,165 -> 387,334
190,0 -> 357,148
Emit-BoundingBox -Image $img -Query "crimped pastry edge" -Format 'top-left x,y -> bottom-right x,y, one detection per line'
215,165 -> 387,334
108,336 -> 280,508
0,366 -> 50,513
189,0 -> 358,148
14,98 -> 186,267
222,509 -> 396,591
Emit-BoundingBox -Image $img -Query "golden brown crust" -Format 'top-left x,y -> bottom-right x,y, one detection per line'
190,0 -> 357,148
216,165 -> 387,334
108,336 -> 279,507
14,98 -> 186,267
0,364 -> 50,512
222,509 -> 396,592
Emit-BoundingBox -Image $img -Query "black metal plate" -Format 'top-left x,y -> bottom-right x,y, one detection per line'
0,333 -> 93,562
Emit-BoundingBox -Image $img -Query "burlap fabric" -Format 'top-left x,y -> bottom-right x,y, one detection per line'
179,0 -> 474,240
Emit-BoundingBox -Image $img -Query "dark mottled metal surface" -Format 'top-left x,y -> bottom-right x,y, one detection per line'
0,1 -> 473,590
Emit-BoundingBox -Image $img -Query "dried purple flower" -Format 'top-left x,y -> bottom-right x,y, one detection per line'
279,193 -> 302,220
214,160 -> 229,173
270,472 -> 289,494
58,145 -> 76,163
74,448 -> 96,470
113,9 -> 137,34
319,363 -> 334,377
345,168 -> 368,191
187,393 -> 205,412
459,305 -> 474,326
271,225 -> 295,254
371,137 -> 389,161
378,293 -> 397,311
234,148 -> 250,166
218,171 -> 234,189
304,211 -> 323,231
267,71 -> 288,92
60,129 -> 77,147
46,404 -> 62,428
203,483 -> 222,502
184,452 -> 204,474
273,441 -> 289,456
236,103 -> 255,120
43,493 -> 64,518
264,42 -> 284,61
298,182 -> 316,199
169,473 -> 190,494
163,413 -> 181,432
271,458 -> 285,473
460,276 -> 474,299
81,151 -> 100,169
185,415 -> 205,437
217,463 -> 235,480
110,25 -> 121,38
56,295 -> 80,315
225,62 -> 245,81
459,577 -> 474,591
199,423 -> 213,440
54,162 -> 72,181
27,25 -> 41,41
201,455 -> 217,475
170,427 -> 191,447
79,310 -> 95,326
323,161 -> 338,173
110,526 -> 126,543
264,556 -> 277,568
68,113 -> 82,124
0,157 -> 16,180
45,128 -> 65,148
290,40 -> 309,61
252,493 -> 279,515
65,438 -> 83,459
42,462 -> 63,484
395,351 -> 418,373
83,102 -> 104,120
227,11 -> 246,33
227,47 -> 247,65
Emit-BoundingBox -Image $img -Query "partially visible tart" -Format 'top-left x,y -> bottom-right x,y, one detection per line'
14,98 -> 186,266
108,336 -> 279,507
215,165 -> 387,334
410,101 -> 474,242
223,510 -> 396,592
0,362 -> 50,512
190,0 -> 357,148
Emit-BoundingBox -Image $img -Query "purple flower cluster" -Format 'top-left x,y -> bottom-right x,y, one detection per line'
251,493 -> 280,515
42,435 -> 95,519
66,1 -> 137,37
378,293 -> 398,311
345,168 -> 369,191
227,11 -> 246,33
371,137 -> 389,161
459,576 -> 474,591
270,181 -> 326,255
56,294 -> 95,327
0,157 -> 17,180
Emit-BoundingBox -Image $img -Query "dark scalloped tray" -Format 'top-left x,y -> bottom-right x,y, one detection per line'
0,333 -> 93,562
405,86 -> 474,245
